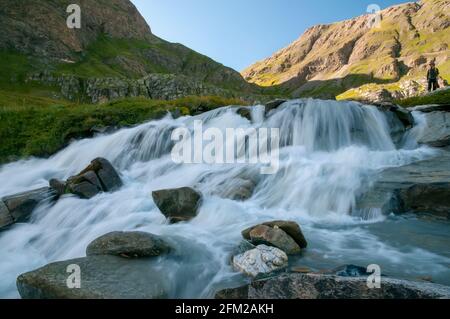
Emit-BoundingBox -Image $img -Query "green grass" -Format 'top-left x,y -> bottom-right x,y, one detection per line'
0,51 -> 39,85
0,92 -> 246,164
55,36 -> 160,78
54,35 -> 248,91
395,89 -> 450,107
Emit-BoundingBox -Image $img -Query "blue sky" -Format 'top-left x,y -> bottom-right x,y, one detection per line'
132,0 -> 413,71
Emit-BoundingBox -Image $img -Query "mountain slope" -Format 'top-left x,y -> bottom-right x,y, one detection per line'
242,0 -> 449,100
0,0 -> 254,101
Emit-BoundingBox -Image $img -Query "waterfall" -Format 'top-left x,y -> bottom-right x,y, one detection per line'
0,98 -> 446,298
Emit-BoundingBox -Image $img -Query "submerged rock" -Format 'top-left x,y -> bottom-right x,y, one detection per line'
232,245 -> 288,277
86,231 -> 171,258
17,256 -> 170,299
152,187 -> 202,223
0,188 -> 56,230
247,225 -> 301,255
215,273 -> 450,299
214,178 -> 256,201
242,220 -> 307,249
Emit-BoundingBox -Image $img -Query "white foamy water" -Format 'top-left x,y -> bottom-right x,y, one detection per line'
0,99 -> 448,298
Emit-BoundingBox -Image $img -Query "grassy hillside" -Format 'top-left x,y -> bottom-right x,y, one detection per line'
53,35 -> 250,91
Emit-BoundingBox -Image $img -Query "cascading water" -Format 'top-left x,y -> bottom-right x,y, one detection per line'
0,99 -> 449,298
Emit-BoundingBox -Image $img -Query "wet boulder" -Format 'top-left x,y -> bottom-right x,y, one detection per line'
236,107 -> 252,121
214,178 -> 256,201
373,103 -> 414,143
232,245 -> 288,278
78,158 -> 123,192
242,220 -> 307,249
49,179 -> 66,197
399,184 -> 450,219
66,173 -> 103,199
86,231 -> 171,258
53,158 -> 123,199
0,200 -> 13,230
246,225 -> 301,255
0,187 -> 56,230
215,273 -> 450,299
390,105 -> 414,129
152,187 -> 202,223
265,99 -> 287,115
355,152 -> 450,220
416,110 -> 450,147
17,256 -> 170,299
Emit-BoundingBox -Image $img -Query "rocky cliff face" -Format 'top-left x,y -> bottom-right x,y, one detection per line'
29,72 -> 245,103
0,0 -> 254,101
242,0 -> 449,100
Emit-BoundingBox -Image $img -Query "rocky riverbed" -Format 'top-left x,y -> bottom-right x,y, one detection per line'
0,99 -> 449,299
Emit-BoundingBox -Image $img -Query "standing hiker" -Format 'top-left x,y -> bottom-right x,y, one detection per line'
427,61 -> 440,92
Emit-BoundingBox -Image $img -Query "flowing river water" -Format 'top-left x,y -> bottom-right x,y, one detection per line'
0,99 -> 449,298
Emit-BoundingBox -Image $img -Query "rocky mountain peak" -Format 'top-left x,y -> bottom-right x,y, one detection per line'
242,0 -> 449,100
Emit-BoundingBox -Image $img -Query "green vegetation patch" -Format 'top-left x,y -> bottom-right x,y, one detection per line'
55,36 -> 160,78
0,93 -> 246,164
0,51 -> 37,84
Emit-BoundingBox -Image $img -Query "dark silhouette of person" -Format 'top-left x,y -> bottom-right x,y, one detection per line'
427,61 -> 440,92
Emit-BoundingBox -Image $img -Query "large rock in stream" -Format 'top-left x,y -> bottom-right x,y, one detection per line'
245,225 -> 301,255
413,105 -> 450,147
0,187 -> 57,231
86,231 -> 171,258
232,245 -> 288,278
17,231 -> 174,299
17,256 -> 170,299
355,151 -> 450,219
242,220 -> 308,250
215,273 -> 450,299
152,187 -> 202,223
264,99 -> 287,116
1,158 -> 122,230
236,107 -> 252,121
51,158 -> 123,199
213,178 -> 257,201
